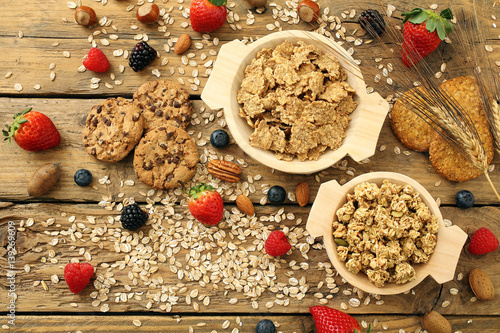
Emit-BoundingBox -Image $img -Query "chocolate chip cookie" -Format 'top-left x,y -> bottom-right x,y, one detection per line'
133,80 -> 193,133
82,97 -> 144,162
133,125 -> 199,189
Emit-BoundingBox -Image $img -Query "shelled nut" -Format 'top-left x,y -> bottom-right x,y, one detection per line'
207,160 -> 241,183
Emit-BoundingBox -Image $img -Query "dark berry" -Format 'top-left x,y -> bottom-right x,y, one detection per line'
268,186 -> 286,204
74,169 -> 92,187
358,9 -> 386,36
255,319 -> 275,333
129,41 -> 157,72
210,129 -> 230,148
455,190 -> 475,209
121,203 -> 149,231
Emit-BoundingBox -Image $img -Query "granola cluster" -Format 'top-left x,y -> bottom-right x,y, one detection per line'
237,40 -> 358,161
334,180 -> 439,287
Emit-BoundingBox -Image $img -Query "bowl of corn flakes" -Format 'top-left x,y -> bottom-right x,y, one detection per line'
202,30 -> 389,174
306,172 -> 467,294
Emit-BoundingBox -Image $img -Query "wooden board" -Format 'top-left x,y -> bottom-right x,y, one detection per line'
0,98 -> 499,205
9,314 -> 500,332
1,203 -> 498,315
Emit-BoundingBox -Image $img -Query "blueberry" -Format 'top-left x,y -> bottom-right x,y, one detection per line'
455,190 -> 475,208
210,129 -> 230,148
268,185 -> 286,204
255,319 -> 275,333
74,169 -> 92,187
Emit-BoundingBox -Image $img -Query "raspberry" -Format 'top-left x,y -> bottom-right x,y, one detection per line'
64,262 -> 94,294
265,230 -> 291,257
469,227 -> 499,255
82,48 -> 110,73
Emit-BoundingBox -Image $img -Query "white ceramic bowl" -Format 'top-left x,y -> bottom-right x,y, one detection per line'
306,172 -> 467,295
201,30 -> 389,174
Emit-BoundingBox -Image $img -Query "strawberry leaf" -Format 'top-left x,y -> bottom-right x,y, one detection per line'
409,11 -> 429,24
208,0 -> 227,6
426,18 -> 437,32
436,21 -> 446,40
440,8 -> 453,20
443,20 -> 454,35
402,8 -> 423,23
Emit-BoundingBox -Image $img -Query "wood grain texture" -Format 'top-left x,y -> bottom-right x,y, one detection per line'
8,314 -> 500,332
0,98 -> 498,204
1,203 -> 498,315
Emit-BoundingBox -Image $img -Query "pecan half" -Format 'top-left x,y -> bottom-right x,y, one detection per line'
207,160 -> 241,183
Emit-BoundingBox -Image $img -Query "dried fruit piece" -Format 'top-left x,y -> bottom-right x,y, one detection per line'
297,0 -> 320,23
334,238 -> 348,247
174,34 -> 192,55
75,6 -> 96,26
207,160 -> 241,183
295,182 -> 310,207
136,3 -> 160,24
236,195 -> 254,216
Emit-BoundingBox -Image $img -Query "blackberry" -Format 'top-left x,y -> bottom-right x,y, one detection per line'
358,9 -> 386,36
129,41 -> 157,72
120,203 -> 148,231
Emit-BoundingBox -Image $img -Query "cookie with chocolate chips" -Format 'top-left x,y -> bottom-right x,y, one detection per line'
133,80 -> 193,133
82,97 -> 144,162
133,125 -> 199,189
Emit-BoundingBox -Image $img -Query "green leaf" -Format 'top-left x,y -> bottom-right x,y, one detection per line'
402,8 -> 423,23
18,118 -> 28,124
209,0 -> 227,6
443,20 -> 454,34
440,8 -> 453,19
436,22 -> 446,40
426,18 -> 437,32
409,11 -> 429,24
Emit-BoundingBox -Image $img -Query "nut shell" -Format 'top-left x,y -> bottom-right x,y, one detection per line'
236,195 -> 255,216
207,160 -> 241,183
137,3 -> 160,24
75,6 -> 97,26
421,311 -> 452,333
28,163 -> 60,197
469,268 -> 495,300
295,182 -> 310,207
297,0 -> 320,23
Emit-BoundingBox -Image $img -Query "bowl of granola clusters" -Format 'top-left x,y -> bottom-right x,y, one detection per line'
201,30 -> 389,174
306,172 -> 467,295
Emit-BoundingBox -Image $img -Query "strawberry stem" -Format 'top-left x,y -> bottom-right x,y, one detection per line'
188,183 -> 214,199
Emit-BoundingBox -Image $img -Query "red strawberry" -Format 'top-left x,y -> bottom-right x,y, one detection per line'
190,0 -> 227,33
83,47 -> 110,73
265,230 -> 291,257
310,306 -> 368,333
188,183 -> 224,225
401,8 -> 454,67
64,262 -> 94,294
469,227 -> 499,255
3,108 -> 61,151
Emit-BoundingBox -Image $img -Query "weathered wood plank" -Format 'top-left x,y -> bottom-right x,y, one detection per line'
7,314 -> 500,333
0,98 -> 499,205
0,0 -> 498,96
1,203 -> 498,315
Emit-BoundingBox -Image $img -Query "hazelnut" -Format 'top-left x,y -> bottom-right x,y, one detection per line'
136,3 -> 160,24
297,0 -> 320,23
75,6 -> 97,26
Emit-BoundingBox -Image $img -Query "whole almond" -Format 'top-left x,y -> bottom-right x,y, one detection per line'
469,268 -> 495,300
421,311 -> 452,333
174,34 -> 191,55
295,182 -> 310,207
236,195 -> 255,216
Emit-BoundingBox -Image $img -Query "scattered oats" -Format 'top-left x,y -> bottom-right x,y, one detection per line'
63,51 -> 71,58
457,272 -> 463,281
2,325 -> 9,330
41,280 -> 48,291
50,72 -> 56,81
488,164 -> 495,172
379,145 -> 387,152
51,274 -> 60,284
435,180 -> 442,187
435,71 -> 443,79
113,49 -> 124,57
394,146 -> 401,154
5,72 -> 12,78
67,1 -> 77,8
49,63 -> 56,70
470,296 -> 477,302
436,197 -> 441,207
485,45 -> 493,52
450,288 -> 458,295
14,84 -> 22,92
441,300 -> 450,308
222,320 -> 230,329
133,319 -> 142,327
430,3 -> 438,9
78,65 -> 87,73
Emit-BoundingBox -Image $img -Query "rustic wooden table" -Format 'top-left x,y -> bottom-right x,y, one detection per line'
0,0 -> 499,332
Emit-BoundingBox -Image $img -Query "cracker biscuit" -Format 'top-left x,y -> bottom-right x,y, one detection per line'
133,125 -> 198,189
133,80 -> 193,133
82,97 -> 144,162
390,87 -> 434,152
429,76 -> 495,182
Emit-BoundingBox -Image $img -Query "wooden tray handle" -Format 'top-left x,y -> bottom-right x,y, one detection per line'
428,225 -> 468,284
201,39 -> 248,111
306,180 -> 344,239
